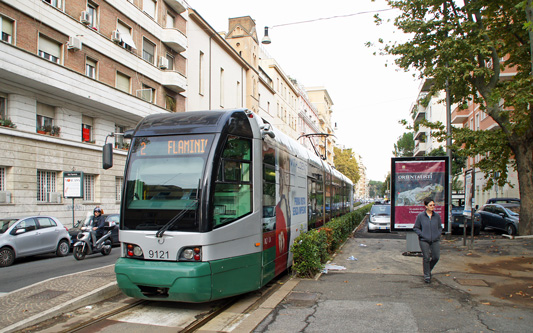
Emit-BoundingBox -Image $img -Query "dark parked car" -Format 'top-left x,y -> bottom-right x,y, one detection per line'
475,203 -> 520,235
69,214 -> 120,246
486,198 -> 520,204
451,202 -> 480,235
0,216 -> 71,267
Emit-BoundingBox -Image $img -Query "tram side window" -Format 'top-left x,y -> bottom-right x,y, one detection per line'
213,136 -> 252,227
263,163 -> 276,231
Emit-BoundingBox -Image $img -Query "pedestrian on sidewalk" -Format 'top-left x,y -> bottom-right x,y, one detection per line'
413,198 -> 443,284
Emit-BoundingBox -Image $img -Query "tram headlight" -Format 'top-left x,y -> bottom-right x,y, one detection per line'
126,243 -> 143,258
180,247 -> 201,261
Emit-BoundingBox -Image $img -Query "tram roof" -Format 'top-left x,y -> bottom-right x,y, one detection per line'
133,109 -> 248,137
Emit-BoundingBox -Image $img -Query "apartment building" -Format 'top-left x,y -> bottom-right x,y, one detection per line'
0,0 -> 188,222
451,94 -> 519,208
306,87 -> 336,165
411,78 -> 447,156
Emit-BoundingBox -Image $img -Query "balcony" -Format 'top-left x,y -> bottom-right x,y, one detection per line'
451,108 -> 471,124
161,70 -> 187,93
161,28 -> 187,53
163,0 -> 186,13
413,106 -> 426,123
414,140 -> 428,156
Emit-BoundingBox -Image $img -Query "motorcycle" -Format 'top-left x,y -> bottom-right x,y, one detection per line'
73,221 -> 115,260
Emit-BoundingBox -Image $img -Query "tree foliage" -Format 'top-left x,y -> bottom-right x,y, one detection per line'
374,0 -> 533,235
393,132 -> 415,157
333,147 -> 360,185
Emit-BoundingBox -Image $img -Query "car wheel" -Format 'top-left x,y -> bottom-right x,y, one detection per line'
0,247 -> 15,267
506,224 -> 516,236
56,239 -> 70,257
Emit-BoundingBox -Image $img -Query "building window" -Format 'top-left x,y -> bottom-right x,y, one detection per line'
142,38 -> 155,64
0,95 -> 6,120
42,0 -> 62,9
138,84 -> 155,103
165,95 -> 176,112
166,54 -> 174,70
37,170 -> 56,202
220,68 -> 224,108
84,174 -> 95,201
117,20 -> 136,51
166,12 -> 175,28
1,15 -> 14,44
199,51 -> 204,95
475,114 -> 480,130
143,0 -> 157,18
116,72 -> 131,93
87,1 -> 98,29
116,177 -> 123,201
38,35 -> 61,64
115,125 -> 128,149
36,103 -> 55,133
86,57 -> 97,79
82,116 -> 93,142
0,167 -> 5,191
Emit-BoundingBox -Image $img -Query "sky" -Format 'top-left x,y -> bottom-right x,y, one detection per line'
185,0 -> 422,181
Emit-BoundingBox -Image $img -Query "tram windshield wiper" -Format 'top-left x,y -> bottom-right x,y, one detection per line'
155,200 -> 198,238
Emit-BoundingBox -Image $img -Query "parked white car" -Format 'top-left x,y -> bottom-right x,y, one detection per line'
0,216 -> 71,267
367,204 -> 391,232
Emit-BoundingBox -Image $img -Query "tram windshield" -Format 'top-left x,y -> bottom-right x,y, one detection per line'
122,134 -> 214,231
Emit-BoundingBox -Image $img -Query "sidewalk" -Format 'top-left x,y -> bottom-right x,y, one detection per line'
251,232 -> 533,332
1,233 -> 532,332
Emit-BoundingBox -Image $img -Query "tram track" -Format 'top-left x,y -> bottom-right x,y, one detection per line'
40,273 -> 290,333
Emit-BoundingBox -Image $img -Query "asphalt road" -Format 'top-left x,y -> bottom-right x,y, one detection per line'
0,248 -> 120,294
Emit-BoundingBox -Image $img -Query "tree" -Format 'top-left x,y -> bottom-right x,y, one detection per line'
333,147 -> 360,186
368,180 -> 384,198
393,132 -> 415,157
374,0 -> 533,235
381,172 -> 391,198
426,146 -> 466,192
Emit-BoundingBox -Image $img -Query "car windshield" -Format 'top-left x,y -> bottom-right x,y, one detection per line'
0,219 -> 19,234
505,206 -> 520,215
371,205 -> 391,215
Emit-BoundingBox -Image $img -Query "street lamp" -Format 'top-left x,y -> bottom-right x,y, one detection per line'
261,26 -> 272,44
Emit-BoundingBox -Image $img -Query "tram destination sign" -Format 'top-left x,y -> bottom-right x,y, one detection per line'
132,135 -> 212,157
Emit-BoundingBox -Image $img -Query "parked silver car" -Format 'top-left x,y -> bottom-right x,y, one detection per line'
0,216 -> 71,267
367,204 -> 391,232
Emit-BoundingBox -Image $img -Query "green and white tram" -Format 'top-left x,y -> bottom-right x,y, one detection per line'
109,109 -> 353,302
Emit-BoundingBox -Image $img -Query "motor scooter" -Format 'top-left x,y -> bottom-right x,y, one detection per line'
73,221 -> 115,260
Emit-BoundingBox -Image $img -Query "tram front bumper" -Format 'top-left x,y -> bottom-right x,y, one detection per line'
115,257 -> 212,302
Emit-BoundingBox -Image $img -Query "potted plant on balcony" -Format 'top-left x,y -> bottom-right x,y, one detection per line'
37,125 -> 46,134
43,124 -> 52,135
51,125 -> 61,137
0,117 -> 16,128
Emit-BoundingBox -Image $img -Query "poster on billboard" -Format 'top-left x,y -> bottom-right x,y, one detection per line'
391,157 -> 449,231
463,169 -> 474,216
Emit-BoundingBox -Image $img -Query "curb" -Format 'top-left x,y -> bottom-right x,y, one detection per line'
1,282 -> 120,333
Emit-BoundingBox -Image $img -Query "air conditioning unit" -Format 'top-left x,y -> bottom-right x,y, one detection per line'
67,36 -> 82,50
111,30 -> 121,43
80,11 -> 91,25
50,192 -> 62,204
0,191 -> 11,204
159,56 -> 169,69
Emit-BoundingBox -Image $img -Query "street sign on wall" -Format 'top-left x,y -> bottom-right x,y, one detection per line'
63,171 -> 84,198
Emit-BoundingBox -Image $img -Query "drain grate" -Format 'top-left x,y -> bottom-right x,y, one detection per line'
455,279 -> 489,287
27,289 -> 63,300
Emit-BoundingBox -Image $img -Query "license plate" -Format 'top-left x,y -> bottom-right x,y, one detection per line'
459,224 -> 464,227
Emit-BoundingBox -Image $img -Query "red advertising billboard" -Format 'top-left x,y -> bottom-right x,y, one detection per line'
391,157 -> 449,231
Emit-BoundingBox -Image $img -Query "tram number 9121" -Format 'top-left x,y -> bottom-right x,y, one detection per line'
148,250 -> 170,259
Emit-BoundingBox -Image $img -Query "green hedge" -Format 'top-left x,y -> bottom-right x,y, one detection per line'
291,204 -> 372,278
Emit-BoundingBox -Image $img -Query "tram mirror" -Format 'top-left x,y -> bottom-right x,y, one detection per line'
103,143 -> 113,169
260,124 -> 275,139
